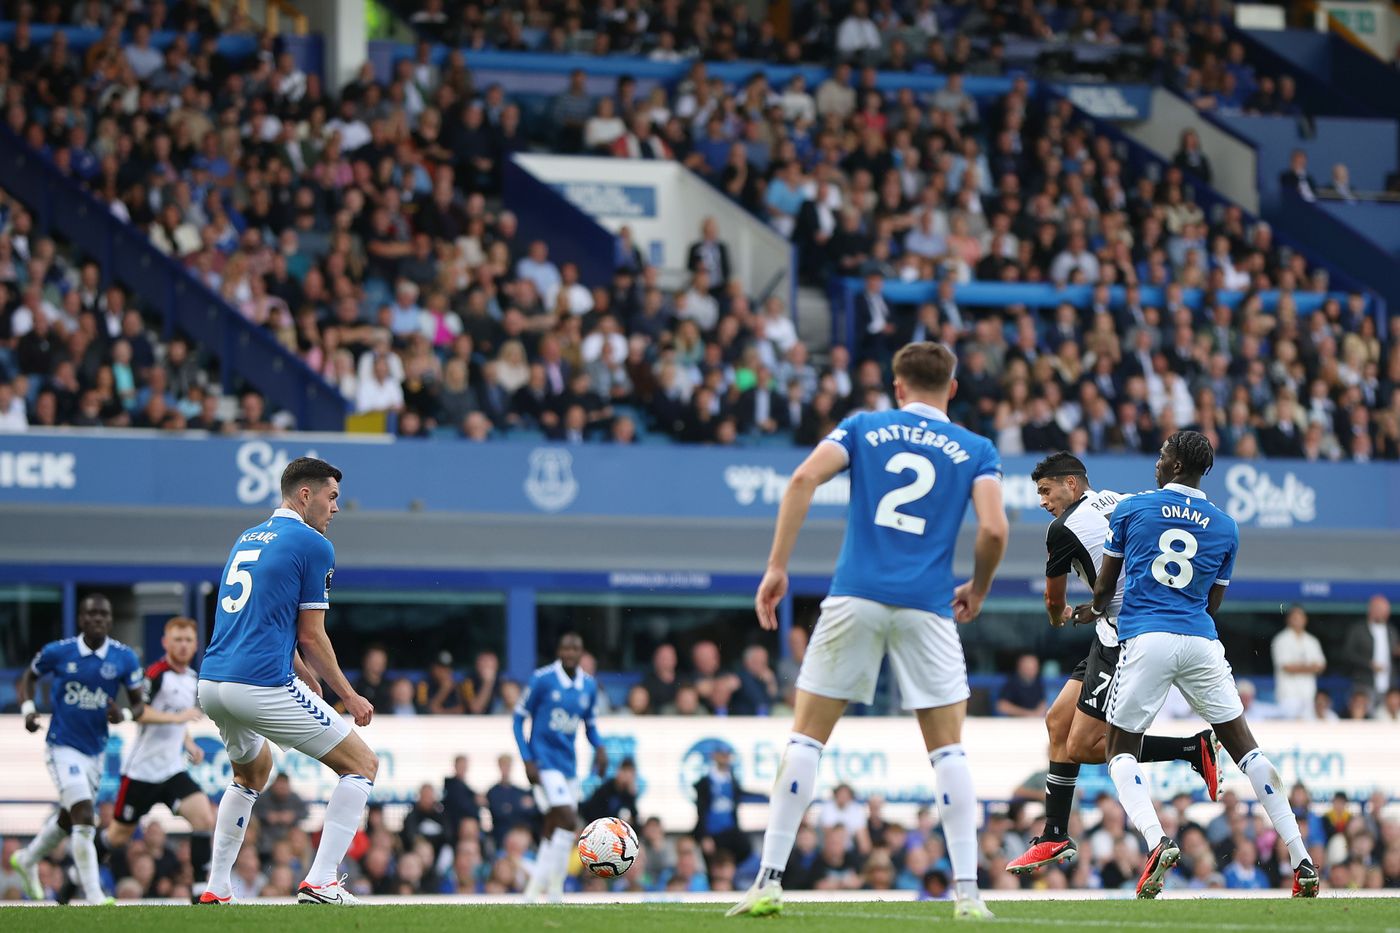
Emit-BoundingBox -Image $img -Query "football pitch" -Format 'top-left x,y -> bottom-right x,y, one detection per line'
6,897 -> 1400,932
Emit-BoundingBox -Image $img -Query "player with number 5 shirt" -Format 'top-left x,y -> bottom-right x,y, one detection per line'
729,342 -> 1008,922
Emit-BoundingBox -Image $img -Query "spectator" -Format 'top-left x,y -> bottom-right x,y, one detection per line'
1340,595 -> 1398,703
836,1 -> 882,62
443,754 -> 480,829
0,381 -> 28,431
389,677 -> 421,715
353,645 -> 393,713
1271,604 -> 1327,718
819,784 -> 869,847
1324,163 -> 1357,203
1172,129 -> 1212,185
582,758 -> 641,825
1374,687 -> 1400,722
255,774 -> 308,854
420,651 -> 469,714
731,644 -> 779,715
642,644 -> 680,710
486,754 -> 536,848
686,217 -> 730,291
1279,149 -> 1318,203
1237,678 -> 1284,720
996,653 -> 1047,717
466,651 -> 501,714
693,746 -> 763,864
401,783 -> 451,858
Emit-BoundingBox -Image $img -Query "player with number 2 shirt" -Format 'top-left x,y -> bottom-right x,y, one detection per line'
728,342 -> 1008,922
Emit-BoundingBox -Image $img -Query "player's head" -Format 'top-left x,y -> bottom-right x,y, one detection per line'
1155,430 -> 1215,488
1030,451 -> 1090,517
557,632 -> 584,672
891,341 -> 957,407
78,594 -> 113,643
162,616 -> 199,667
281,457 -> 343,534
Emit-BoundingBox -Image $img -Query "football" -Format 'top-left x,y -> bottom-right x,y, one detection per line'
577,817 -> 639,878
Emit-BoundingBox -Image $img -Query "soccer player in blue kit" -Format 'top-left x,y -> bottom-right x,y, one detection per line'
514,632 -> 608,902
729,342 -> 1008,921
12,594 -> 145,904
1071,431 -> 1319,899
196,457 -> 379,906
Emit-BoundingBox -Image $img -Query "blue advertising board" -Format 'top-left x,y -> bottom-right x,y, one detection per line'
0,433 -> 1394,532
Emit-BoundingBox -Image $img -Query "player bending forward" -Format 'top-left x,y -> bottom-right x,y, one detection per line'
515,632 -> 608,902
196,457 -> 378,906
11,594 -> 145,904
104,616 -> 215,900
1008,453 -> 1220,875
1071,431 -> 1318,899
729,343 -> 1008,921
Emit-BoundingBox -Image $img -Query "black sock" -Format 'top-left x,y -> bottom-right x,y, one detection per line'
94,829 -> 111,862
1043,761 -> 1080,840
1140,735 -> 1198,763
191,831 -> 212,878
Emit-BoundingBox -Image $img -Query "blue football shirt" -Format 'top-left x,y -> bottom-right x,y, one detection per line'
1103,482 -> 1238,641
512,661 -> 601,779
823,402 -> 1003,615
202,508 -> 336,687
30,637 -> 143,756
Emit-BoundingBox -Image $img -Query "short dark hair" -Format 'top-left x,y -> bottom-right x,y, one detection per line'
1164,430 -> 1215,477
1030,451 -> 1088,483
280,457 -> 342,497
892,342 -> 956,392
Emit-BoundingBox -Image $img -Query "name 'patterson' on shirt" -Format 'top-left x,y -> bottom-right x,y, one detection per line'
850,424 -> 973,463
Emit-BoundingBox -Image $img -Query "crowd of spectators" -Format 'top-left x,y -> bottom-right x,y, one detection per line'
5,751 -> 1398,901
1,3 -> 1397,462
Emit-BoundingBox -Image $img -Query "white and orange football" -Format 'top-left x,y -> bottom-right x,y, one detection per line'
576,817 -> 639,877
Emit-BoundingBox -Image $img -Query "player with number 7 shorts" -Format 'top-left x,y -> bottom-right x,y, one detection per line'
196,457 -> 379,906
1006,452 -> 1220,877
729,342 -> 1007,922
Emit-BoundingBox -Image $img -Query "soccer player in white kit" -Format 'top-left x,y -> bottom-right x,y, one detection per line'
196,457 -> 378,905
728,343 -> 1008,921
105,616 -> 215,899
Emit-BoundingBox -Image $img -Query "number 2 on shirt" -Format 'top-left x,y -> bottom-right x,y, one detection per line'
874,452 -> 936,535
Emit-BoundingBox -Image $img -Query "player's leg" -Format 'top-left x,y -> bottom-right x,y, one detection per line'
543,800 -> 580,901
171,780 -> 216,890
198,680 -> 273,903
1103,634 -> 1181,899
301,729 -> 377,900
1008,678 -> 1081,874
524,795 -> 559,900
1178,638 -> 1317,896
888,605 -> 989,919
729,597 -> 873,918
43,747 -> 107,904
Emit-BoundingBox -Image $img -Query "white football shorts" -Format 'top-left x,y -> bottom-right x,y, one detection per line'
1107,631 -> 1245,733
533,768 -> 581,811
797,595 -> 970,710
46,743 -> 102,809
197,677 -> 351,764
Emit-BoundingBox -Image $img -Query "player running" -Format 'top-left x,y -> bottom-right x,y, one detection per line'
1072,431 -> 1319,899
196,457 -> 378,906
11,594 -> 145,904
514,632 -> 608,902
729,342 -> 1007,921
1007,453 -> 1219,875
104,616 -> 215,899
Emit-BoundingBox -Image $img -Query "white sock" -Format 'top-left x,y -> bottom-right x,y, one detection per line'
22,813 -> 65,863
207,782 -> 259,898
758,733 -> 823,881
547,827 -> 575,893
1109,754 -> 1164,844
306,774 -> 372,887
1239,749 -> 1309,867
71,824 -> 103,902
931,744 -> 979,894
526,836 -> 555,894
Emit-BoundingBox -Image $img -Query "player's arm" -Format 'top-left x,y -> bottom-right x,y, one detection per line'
953,476 -> 1010,623
585,685 -> 607,776
297,608 -> 372,726
1043,575 -> 1071,628
755,441 -> 848,630
1206,583 -> 1228,621
135,706 -> 199,724
292,650 -> 323,697
512,678 -> 540,784
1206,532 -> 1237,623
1080,553 -> 1123,621
17,659 -> 42,733
111,669 -> 148,725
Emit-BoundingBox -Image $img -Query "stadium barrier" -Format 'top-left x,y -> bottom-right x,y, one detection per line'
0,715 -> 1392,834
1123,88 -> 1260,213
1,432 -> 1396,531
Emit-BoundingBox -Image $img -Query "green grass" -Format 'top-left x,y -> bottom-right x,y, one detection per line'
5,900 -> 1399,933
